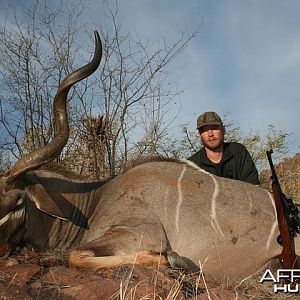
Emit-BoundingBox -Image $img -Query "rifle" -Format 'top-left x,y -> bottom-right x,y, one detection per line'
266,150 -> 300,270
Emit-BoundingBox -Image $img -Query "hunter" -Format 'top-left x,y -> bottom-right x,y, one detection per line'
188,111 -> 260,185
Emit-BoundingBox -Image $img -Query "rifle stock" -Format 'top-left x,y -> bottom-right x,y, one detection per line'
267,150 -> 299,270
272,179 -> 299,268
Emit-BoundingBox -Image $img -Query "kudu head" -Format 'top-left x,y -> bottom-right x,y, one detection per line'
0,30 -> 102,243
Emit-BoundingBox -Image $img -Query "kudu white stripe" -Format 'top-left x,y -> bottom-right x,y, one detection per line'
175,165 -> 187,231
181,159 -> 224,236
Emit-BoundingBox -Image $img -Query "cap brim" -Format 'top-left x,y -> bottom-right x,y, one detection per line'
197,122 -> 222,129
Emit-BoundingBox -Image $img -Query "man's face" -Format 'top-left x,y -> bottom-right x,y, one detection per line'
198,125 -> 225,150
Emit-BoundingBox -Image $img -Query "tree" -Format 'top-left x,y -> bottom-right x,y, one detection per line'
0,0 -> 92,161
94,2 -> 196,175
1,1 -> 290,176
0,0 -> 198,177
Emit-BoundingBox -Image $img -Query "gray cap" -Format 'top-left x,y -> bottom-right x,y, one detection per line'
197,111 -> 223,129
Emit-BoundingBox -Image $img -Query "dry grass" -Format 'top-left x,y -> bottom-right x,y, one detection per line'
2,249 -> 300,299
106,260 -> 300,299
260,153 -> 300,204
232,260 -> 299,300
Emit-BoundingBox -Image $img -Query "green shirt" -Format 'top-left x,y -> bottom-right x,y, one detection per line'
188,142 -> 260,185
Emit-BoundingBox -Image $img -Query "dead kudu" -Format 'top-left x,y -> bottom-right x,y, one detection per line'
0,30 -> 298,284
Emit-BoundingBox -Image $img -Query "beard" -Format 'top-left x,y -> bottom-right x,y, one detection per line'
202,136 -> 224,151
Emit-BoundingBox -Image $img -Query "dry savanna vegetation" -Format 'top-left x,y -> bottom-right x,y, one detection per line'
260,153 -> 300,204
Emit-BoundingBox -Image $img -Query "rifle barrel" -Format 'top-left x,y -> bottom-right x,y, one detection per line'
266,150 -> 283,195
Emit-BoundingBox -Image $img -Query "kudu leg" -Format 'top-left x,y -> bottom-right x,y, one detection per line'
69,222 -> 170,271
69,249 -> 168,271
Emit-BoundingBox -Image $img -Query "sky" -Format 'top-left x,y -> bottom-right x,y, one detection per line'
107,0 -> 300,156
1,0 -> 300,156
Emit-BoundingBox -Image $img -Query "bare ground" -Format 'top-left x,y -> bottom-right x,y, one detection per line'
1,247 -> 299,300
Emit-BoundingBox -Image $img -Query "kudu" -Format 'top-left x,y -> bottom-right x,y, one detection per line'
0,30 -> 298,283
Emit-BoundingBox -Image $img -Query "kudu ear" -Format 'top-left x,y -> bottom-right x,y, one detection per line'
25,182 -> 89,229
26,184 -> 69,220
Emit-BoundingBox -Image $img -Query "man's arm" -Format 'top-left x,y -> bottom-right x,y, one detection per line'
238,144 -> 260,185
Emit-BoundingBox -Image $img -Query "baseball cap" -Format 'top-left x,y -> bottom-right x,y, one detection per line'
197,111 -> 223,129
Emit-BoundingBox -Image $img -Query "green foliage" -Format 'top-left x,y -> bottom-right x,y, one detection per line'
154,119 -> 290,172
225,124 -> 289,171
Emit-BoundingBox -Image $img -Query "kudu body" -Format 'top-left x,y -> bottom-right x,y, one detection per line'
0,30 -> 297,283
